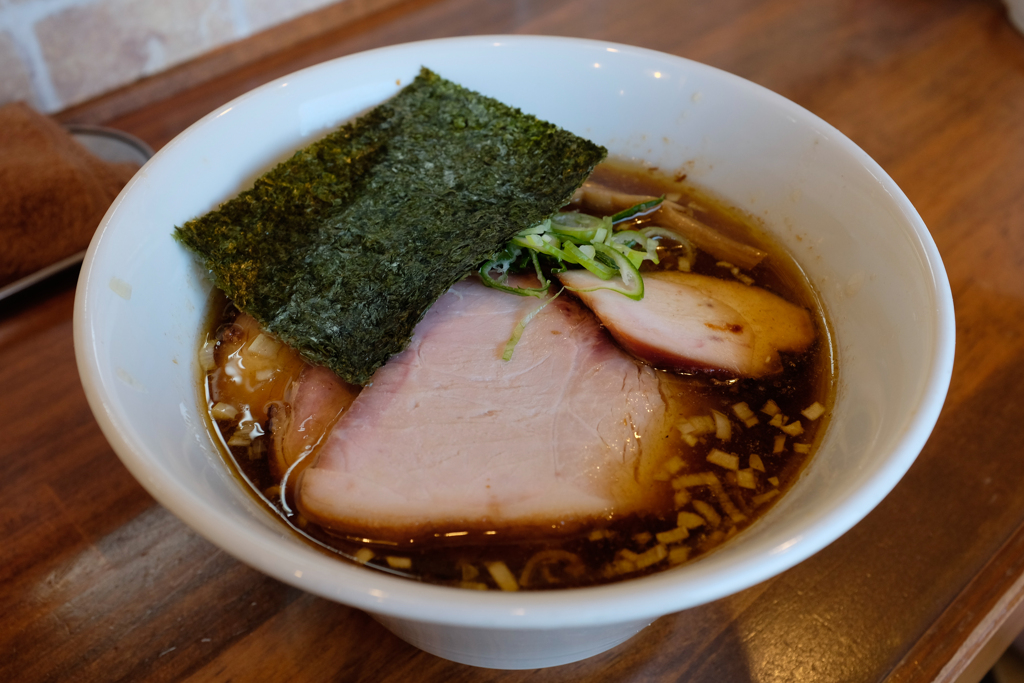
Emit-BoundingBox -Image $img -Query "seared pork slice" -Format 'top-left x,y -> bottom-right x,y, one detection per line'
558,270 -> 815,377
296,278 -> 667,540
209,313 -> 359,481
570,182 -> 767,269
268,364 -> 359,480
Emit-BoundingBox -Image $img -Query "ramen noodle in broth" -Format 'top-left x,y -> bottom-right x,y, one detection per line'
199,161 -> 834,591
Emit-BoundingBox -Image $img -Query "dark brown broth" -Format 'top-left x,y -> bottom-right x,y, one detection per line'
200,161 -> 834,590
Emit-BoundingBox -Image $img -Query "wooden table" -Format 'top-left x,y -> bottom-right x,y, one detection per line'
4,0 -> 1024,680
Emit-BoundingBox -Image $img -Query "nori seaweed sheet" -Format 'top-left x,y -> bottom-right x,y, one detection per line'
175,67 -> 606,385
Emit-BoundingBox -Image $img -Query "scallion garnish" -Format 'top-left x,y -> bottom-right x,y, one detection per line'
481,203 -> 687,358
502,289 -> 564,361
611,195 -> 665,223
479,247 -> 550,297
641,226 -> 697,271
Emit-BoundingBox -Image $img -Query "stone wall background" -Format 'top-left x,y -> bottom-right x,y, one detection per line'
0,0 -> 339,113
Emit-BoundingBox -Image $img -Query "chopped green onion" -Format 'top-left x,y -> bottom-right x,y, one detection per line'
593,243 -> 644,299
562,243 -> 644,300
610,230 -> 648,249
485,205 -> 680,307
549,212 -> 610,242
624,249 -> 647,270
609,230 -> 655,269
516,218 -> 552,237
551,211 -> 606,229
642,226 -> 696,271
478,250 -> 549,298
562,241 -> 616,279
479,264 -> 545,297
510,235 -> 571,262
611,195 -> 664,223
502,289 -> 563,360
526,250 -> 551,290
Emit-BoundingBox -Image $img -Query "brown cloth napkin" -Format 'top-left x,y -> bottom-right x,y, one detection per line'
0,102 -> 139,289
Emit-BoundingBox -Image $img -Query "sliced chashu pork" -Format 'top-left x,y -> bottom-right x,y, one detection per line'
570,182 -> 768,270
209,312 -> 359,481
296,278 -> 667,540
268,364 -> 358,480
558,270 -> 815,377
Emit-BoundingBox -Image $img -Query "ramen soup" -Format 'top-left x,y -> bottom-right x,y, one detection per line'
199,160 -> 834,591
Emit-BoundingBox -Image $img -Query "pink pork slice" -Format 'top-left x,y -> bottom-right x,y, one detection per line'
558,270 -> 816,377
296,278 -> 667,540
269,363 -> 358,479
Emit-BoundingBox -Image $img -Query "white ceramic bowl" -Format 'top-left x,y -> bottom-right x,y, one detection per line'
74,36 -> 955,669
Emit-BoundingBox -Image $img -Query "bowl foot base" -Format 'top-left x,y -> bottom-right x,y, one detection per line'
371,612 -> 651,669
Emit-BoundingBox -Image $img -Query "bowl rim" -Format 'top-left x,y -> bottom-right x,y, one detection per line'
74,34 -> 956,629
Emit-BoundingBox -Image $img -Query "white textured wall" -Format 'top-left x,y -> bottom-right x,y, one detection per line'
0,0 -> 340,113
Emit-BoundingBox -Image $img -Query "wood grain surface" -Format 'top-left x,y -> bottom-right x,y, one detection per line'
4,0 -> 1024,680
